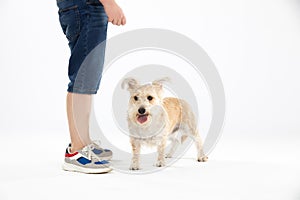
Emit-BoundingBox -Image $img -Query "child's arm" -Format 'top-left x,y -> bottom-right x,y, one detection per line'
100,0 -> 126,26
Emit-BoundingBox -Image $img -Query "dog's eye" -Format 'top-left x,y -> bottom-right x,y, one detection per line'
133,96 -> 138,101
147,96 -> 153,101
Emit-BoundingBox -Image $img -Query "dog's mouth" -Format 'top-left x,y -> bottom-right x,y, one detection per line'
136,114 -> 149,124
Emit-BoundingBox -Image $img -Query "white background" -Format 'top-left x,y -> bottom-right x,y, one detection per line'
0,0 -> 300,200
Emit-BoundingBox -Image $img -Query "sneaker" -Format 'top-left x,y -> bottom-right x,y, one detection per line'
62,145 -> 112,174
68,141 -> 113,161
91,141 -> 113,160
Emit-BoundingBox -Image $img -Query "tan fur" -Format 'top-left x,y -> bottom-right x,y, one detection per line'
122,77 -> 208,170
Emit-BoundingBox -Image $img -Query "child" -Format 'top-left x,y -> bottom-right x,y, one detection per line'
56,0 -> 126,173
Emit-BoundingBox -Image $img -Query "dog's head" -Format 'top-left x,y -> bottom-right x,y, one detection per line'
122,77 -> 170,126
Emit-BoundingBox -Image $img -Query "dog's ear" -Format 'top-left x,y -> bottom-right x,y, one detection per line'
152,77 -> 170,97
152,77 -> 170,88
121,78 -> 139,92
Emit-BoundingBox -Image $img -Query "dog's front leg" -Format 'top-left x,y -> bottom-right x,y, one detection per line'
156,139 -> 167,167
130,139 -> 141,170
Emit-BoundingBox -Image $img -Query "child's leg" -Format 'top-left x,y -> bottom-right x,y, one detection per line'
66,92 -> 92,152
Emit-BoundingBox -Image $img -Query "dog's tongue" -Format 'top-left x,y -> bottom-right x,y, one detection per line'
137,115 -> 148,124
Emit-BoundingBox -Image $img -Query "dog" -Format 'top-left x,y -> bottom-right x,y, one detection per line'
121,77 -> 208,170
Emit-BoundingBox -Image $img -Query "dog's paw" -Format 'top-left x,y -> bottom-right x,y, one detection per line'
129,167 -> 140,170
197,156 -> 208,162
129,164 -> 140,170
155,161 -> 165,167
165,153 -> 173,158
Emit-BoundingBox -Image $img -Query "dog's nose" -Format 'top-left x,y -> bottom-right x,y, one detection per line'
138,107 -> 146,114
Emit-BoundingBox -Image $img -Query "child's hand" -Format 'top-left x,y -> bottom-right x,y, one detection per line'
100,0 -> 126,26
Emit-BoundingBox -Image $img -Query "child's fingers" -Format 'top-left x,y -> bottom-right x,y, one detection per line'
116,19 -> 121,26
121,16 -> 126,25
112,19 -> 117,25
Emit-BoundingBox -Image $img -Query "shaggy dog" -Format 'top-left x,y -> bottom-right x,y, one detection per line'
122,77 -> 207,170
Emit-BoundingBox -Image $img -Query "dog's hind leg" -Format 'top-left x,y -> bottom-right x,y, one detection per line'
156,139 -> 167,167
181,135 -> 188,143
165,136 -> 180,158
192,130 -> 208,162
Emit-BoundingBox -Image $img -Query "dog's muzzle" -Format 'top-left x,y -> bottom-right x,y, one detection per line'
137,114 -> 148,124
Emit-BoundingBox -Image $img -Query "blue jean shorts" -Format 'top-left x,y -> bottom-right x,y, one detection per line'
57,0 -> 108,94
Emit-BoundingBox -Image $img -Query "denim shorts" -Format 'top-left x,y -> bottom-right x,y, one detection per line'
57,0 -> 108,94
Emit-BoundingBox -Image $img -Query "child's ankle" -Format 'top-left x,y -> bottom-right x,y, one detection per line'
70,143 -> 85,153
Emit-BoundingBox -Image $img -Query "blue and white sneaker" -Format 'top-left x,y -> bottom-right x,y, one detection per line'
62,144 -> 112,174
90,141 -> 113,161
68,141 -> 113,161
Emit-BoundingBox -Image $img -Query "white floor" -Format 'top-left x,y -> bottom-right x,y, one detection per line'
0,132 -> 299,200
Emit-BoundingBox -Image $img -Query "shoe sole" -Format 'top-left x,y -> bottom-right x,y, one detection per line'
62,162 -> 112,174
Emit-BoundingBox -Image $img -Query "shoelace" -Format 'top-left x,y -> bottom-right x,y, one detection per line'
82,144 -> 101,161
91,140 -> 103,149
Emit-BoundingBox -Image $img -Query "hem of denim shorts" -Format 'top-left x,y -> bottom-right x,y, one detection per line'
67,87 -> 98,94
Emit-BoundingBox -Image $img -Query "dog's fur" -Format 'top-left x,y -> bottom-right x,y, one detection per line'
122,77 -> 208,170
